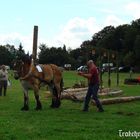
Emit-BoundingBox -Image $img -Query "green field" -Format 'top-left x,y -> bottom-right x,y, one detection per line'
0,71 -> 140,140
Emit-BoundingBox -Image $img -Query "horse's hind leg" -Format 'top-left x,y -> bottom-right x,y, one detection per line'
53,84 -> 61,108
50,86 -> 57,108
48,83 -> 55,108
49,85 -> 61,108
33,87 -> 42,110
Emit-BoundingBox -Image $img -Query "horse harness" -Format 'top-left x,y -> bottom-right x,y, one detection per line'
28,64 -> 54,85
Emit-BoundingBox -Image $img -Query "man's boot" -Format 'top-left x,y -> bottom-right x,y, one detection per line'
82,105 -> 89,112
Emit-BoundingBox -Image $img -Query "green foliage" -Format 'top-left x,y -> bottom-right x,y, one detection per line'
0,45 -> 14,66
92,26 -> 115,46
134,35 -> 140,63
80,18 -> 140,71
123,51 -> 135,66
16,43 -> 25,60
131,18 -> 140,29
38,44 -> 71,67
0,43 -> 26,68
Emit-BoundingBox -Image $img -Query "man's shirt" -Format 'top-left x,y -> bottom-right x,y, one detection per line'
88,66 -> 99,85
0,70 -> 8,81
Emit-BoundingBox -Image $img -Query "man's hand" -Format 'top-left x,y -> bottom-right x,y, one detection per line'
77,71 -> 84,76
78,71 -> 92,79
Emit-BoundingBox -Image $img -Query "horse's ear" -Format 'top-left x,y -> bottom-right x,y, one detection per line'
26,53 -> 29,57
21,54 -> 32,64
30,54 -> 32,58
30,55 -> 33,60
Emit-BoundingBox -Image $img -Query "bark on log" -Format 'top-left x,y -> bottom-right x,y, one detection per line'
61,94 -> 140,105
46,88 -> 140,105
61,88 -> 140,105
61,88 -> 123,100
92,96 -> 140,105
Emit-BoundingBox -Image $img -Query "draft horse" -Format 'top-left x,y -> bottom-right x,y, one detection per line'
13,55 -> 63,111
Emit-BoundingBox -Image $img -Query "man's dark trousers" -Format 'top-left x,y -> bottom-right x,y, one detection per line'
83,84 -> 103,111
0,81 -> 7,96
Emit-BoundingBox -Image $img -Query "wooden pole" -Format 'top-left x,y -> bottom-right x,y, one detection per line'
32,25 -> 38,62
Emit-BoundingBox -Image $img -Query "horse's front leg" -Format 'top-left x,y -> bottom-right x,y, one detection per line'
21,89 -> 29,111
33,86 -> 42,110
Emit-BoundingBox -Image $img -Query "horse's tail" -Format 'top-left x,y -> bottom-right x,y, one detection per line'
60,78 -> 64,93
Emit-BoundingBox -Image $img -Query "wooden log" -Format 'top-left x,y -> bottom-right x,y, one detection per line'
62,89 -> 123,99
46,87 -> 123,103
64,87 -> 87,93
100,90 -> 123,96
61,93 -> 140,105
32,25 -> 38,62
96,96 -> 140,105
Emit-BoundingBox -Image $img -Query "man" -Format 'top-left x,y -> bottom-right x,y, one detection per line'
0,65 -> 8,96
78,60 -> 104,112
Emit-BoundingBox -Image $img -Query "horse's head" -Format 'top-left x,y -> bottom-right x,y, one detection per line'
13,59 -> 24,80
13,54 -> 32,80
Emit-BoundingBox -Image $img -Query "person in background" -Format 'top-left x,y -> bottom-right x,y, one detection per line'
0,65 -> 8,96
78,60 -> 104,112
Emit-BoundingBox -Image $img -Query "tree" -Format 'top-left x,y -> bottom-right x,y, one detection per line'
63,44 -> 67,52
38,44 -> 71,67
69,48 -> 83,67
0,45 -> 13,66
92,26 -> 115,46
16,43 -> 25,59
77,18 -> 140,72
134,35 -> 140,64
131,18 -> 140,30
123,51 -> 135,66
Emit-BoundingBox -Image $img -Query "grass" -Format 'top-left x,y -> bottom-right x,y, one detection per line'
0,71 -> 140,140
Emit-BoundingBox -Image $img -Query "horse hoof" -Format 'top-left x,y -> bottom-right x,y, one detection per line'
35,106 -> 42,110
21,106 -> 29,111
50,105 -> 55,108
55,101 -> 61,108
55,105 -> 60,108
50,104 -> 61,108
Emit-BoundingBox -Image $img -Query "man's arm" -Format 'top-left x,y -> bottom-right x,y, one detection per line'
78,72 -> 92,79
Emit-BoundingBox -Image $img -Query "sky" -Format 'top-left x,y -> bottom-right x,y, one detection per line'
0,0 -> 140,53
